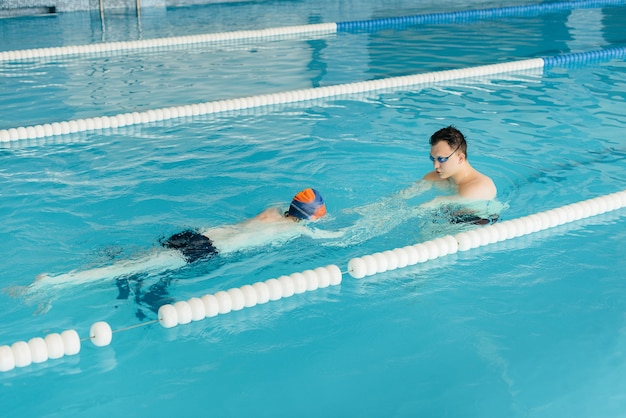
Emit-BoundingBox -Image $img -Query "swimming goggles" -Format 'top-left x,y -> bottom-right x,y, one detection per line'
429,144 -> 461,164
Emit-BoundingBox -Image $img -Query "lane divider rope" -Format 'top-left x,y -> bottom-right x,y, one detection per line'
2,46 -> 626,144
1,190 -> 623,373
1,0 -> 623,62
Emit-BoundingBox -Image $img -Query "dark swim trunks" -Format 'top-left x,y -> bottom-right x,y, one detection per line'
449,214 -> 499,225
161,230 -> 218,263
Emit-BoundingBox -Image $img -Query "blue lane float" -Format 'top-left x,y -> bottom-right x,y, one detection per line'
1,2 -> 625,370
0,0 -> 623,63
336,0 -> 626,32
543,46 -> 626,68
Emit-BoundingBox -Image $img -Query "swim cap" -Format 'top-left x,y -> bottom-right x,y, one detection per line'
288,188 -> 327,220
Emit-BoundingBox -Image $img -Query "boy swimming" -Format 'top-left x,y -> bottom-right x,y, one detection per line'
13,188 -> 336,316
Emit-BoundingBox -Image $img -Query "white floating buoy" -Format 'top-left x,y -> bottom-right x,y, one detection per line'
67,120 -> 79,133
28,337 -> 49,362
0,129 -> 10,142
455,231 -> 472,252
325,264 -> 343,285
0,345 -> 15,372
412,243 -> 428,263
431,237 -> 448,257
476,227 -> 491,247
361,255 -> 378,276
500,220 -> 517,239
44,333 -> 65,360
493,222 -> 510,241
187,297 -> 206,321
586,200 -> 600,217
227,287 -> 246,310
34,125 -> 45,138
16,126 -> 27,139
76,119 -> 87,131
252,282 -> 270,304
290,272 -> 308,293
11,341 -> 32,368
381,250 -> 398,271
201,294 -> 220,317
442,235 -> 459,254
392,248 -> 409,269
599,195 -> 615,212
313,267 -> 331,288
423,240 -> 440,260
372,252 -> 388,274
469,229 -> 484,248
61,329 -> 81,356
90,321 -> 113,347
239,284 -> 258,308
277,275 -> 296,297
173,301 -> 193,325
214,291 -> 233,314
265,278 -> 283,301
302,269 -> 319,291
158,304 -> 178,329
348,257 -> 367,279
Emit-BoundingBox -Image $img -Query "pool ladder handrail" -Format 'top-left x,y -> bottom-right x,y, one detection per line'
99,0 -> 141,21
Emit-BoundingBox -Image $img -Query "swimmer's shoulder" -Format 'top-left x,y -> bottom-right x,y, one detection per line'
250,207 -> 284,223
422,171 -> 440,181
459,173 -> 496,200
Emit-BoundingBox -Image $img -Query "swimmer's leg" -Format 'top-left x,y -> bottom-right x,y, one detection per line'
139,277 -> 174,314
116,277 -> 130,300
31,249 -> 187,290
3,285 -> 29,298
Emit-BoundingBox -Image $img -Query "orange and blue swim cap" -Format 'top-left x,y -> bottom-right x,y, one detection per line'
288,188 -> 327,220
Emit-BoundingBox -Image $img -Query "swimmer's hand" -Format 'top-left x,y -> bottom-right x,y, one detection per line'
344,197 -> 396,216
2,284 -> 29,298
396,180 -> 433,200
308,228 -> 345,239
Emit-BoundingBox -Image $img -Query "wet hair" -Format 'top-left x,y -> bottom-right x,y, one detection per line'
429,125 -> 468,159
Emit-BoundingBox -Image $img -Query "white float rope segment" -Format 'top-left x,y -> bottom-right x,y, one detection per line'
347,190 -> 626,279
0,264 -> 341,373
2,46 -> 625,144
0,23 -> 338,63
0,57 -> 545,143
156,264 -> 342,328
1,0 -> 623,63
0,320 -> 156,372
1,191 -> 624,373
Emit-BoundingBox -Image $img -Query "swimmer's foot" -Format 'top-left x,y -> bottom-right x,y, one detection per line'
33,301 -> 52,315
135,309 -> 147,321
2,285 -> 29,298
115,279 -> 130,300
35,273 -> 49,282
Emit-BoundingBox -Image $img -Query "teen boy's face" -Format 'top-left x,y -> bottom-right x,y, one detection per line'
429,141 -> 461,179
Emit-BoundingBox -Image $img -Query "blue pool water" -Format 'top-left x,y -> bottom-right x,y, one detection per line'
1,1 -> 626,417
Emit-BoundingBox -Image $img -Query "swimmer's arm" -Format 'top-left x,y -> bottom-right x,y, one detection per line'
396,178 -> 434,199
304,227 -> 345,239
419,195 -> 460,209
249,207 -> 284,223
30,249 -> 187,288
422,171 -> 440,182
200,208 -> 283,238
457,180 -> 497,201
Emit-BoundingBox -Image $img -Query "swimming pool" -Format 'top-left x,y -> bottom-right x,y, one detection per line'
1,0 -> 626,416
